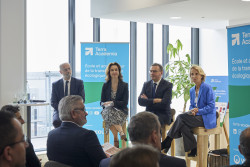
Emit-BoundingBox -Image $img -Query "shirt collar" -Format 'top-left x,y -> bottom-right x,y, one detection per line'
153,78 -> 161,85
63,78 -> 71,84
62,121 -> 82,127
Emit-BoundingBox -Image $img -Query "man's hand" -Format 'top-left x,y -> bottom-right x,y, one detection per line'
153,98 -> 162,104
190,108 -> 198,116
140,94 -> 148,99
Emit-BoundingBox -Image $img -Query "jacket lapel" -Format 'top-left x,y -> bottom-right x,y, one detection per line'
59,79 -> 64,98
116,81 -> 123,100
197,82 -> 204,106
154,78 -> 163,97
70,77 -> 75,95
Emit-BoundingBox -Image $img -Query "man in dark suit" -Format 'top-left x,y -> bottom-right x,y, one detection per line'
47,95 -> 106,167
227,127 -> 250,167
51,62 -> 85,128
138,63 -> 173,125
100,112 -> 186,167
0,105 -> 41,167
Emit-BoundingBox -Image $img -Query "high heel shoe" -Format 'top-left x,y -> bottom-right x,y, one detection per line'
119,132 -> 127,141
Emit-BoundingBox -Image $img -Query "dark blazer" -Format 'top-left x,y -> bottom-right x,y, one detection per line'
138,79 -> 173,124
47,122 -> 106,167
51,77 -> 85,127
26,138 -> 41,167
189,82 -> 216,129
101,80 -> 128,115
99,153 -> 186,167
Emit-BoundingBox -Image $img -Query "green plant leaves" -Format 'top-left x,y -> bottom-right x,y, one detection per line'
165,39 -> 194,112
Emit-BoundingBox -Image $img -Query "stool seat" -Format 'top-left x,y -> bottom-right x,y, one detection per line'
185,112 -> 222,167
103,121 -> 127,149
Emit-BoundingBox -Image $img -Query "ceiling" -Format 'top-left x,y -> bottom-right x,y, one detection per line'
91,0 -> 250,29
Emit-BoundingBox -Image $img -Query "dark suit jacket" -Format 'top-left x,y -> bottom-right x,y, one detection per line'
51,77 -> 85,126
99,153 -> 186,167
101,80 -> 128,115
26,138 -> 41,167
138,78 -> 173,124
47,122 -> 106,167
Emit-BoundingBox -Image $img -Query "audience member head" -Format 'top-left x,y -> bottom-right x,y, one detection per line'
1,105 -> 25,124
59,63 -> 72,80
128,112 -> 161,150
105,62 -> 123,81
59,95 -> 88,126
150,63 -> 163,82
110,145 -> 160,167
239,127 -> 250,159
190,65 -> 206,82
0,112 -> 28,167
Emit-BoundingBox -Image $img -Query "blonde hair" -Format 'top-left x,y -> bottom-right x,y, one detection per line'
190,65 -> 206,82
105,62 -> 123,81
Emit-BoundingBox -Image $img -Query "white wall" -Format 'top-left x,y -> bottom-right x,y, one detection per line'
199,28 -> 228,76
0,0 -> 26,107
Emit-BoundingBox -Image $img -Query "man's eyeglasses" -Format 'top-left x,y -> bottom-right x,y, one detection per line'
74,107 -> 86,113
149,70 -> 160,73
0,136 -> 29,155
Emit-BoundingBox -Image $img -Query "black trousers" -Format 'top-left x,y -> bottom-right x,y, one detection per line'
167,113 -> 204,152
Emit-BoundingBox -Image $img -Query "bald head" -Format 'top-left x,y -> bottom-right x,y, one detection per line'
239,127 -> 250,158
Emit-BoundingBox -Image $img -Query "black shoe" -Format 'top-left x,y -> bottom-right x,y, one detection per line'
161,136 -> 172,151
188,147 -> 197,157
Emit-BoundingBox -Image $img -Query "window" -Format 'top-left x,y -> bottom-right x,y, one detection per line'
26,0 -> 68,150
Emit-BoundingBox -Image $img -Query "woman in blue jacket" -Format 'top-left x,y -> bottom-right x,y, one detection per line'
161,65 -> 216,157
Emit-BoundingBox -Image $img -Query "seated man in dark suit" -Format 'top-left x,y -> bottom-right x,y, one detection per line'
100,112 -> 186,167
227,127 -> 250,167
0,112 -> 28,167
0,105 -> 41,167
138,63 -> 173,125
51,62 -> 85,128
47,95 -> 106,167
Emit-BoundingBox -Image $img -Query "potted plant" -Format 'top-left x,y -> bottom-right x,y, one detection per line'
165,39 -> 195,156
165,39 -> 195,113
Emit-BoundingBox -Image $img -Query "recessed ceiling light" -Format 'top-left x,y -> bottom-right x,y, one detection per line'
242,0 -> 250,1
170,17 -> 181,19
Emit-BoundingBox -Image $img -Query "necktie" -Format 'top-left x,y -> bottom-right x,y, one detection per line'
152,83 -> 157,98
65,81 -> 69,96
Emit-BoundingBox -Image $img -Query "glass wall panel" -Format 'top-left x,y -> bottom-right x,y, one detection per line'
169,26 -> 191,114
75,0 -> 93,78
153,24 -> 162,64
136,22 -> 147,113
26,0 -> 68,150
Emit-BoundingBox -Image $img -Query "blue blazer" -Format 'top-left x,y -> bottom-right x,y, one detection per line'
189,82 -> 216,129
101,80 -> 128,115
47,122 -> 106,167
51,77 -> 85,112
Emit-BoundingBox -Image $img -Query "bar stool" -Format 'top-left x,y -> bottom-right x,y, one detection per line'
185,112 -> 222,167
161,109 -> 176,156
103,121 -> 127,149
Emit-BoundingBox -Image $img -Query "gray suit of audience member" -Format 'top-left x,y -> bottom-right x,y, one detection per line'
226,127 -> 250,167
99,112 -> 186,167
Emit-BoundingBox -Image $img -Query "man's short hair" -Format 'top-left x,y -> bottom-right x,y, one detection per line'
59,62 -> 70,70
128,112 -> 160,143
110,145 -> 160,167
1,105 -> 20,114
240,127 -> 250,157
59,95 -> 83,121
151,63 -> 163,72
0,112 -> 17,155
